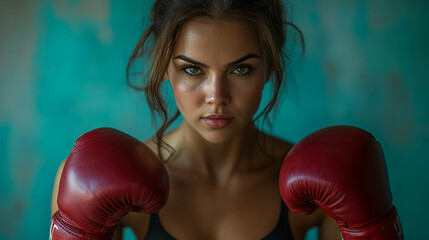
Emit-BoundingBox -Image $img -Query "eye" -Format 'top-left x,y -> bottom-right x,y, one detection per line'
184,66 -> 202,76
232,65 -> 251,75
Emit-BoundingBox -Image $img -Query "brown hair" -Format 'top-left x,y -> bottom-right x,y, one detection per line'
127,0 -> 304,161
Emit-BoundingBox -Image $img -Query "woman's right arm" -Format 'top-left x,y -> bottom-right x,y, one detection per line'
51,160 -> 66,217
51,160 -> 151,240
51,160 -> 128,240
288,208 -> 341,240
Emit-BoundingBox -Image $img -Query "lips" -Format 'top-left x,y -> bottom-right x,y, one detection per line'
202,114 -> 234,128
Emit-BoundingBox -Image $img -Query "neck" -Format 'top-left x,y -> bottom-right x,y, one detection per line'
173,121 -> 262,182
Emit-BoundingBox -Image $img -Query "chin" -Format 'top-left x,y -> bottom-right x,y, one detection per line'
198,128 -> 239,144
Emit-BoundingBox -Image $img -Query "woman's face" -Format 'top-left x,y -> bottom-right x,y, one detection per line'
167,17 -> 266,143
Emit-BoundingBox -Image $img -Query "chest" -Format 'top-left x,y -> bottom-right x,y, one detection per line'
156,168 -> 283,240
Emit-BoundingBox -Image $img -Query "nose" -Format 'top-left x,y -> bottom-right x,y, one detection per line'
205,74 -> 231,106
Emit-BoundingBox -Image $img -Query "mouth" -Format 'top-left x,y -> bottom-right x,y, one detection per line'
202,114 -> 234,129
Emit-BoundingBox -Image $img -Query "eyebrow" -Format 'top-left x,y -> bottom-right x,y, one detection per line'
173,53 -> 260,68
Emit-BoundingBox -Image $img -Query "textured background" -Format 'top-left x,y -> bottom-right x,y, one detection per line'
1,0 -> 428,239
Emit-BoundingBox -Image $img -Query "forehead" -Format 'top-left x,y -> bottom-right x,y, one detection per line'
172,17 -> 261,62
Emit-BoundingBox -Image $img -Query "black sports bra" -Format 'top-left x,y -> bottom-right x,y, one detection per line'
144,201 -> 294,240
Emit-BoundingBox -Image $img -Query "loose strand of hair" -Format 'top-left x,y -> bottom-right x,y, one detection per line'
155,110 -> 180,163
126,25 -> 155,91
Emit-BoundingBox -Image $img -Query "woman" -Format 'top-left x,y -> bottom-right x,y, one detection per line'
52,0 -> 342,239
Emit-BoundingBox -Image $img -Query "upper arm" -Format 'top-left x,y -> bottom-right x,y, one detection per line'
50,159 -> 151,239
49,159 -> 145,240
51,160 -> 66,217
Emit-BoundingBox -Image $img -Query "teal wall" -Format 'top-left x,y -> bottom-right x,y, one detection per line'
1,0 -> 428,239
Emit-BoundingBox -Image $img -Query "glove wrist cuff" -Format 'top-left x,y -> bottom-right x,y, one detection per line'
339,207 -> 403,240
50,211 -> 114,240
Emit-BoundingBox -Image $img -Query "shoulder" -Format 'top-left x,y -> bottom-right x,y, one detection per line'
142,127 -> 181,159
257,131 -> 294,161
143,137 -> 158,154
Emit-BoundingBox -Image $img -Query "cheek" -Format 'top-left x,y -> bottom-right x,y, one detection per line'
233,79 -> 266,116
167,66 -> 192,111
170,79 -> 203,113
237,66 -> 267,109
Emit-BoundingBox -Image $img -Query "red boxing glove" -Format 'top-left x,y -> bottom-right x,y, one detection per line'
50,128 -> 169,240
279,125 -> 403,239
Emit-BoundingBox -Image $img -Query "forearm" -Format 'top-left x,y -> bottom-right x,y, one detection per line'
112,225 -> 123,240
318,213 -> 342,240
